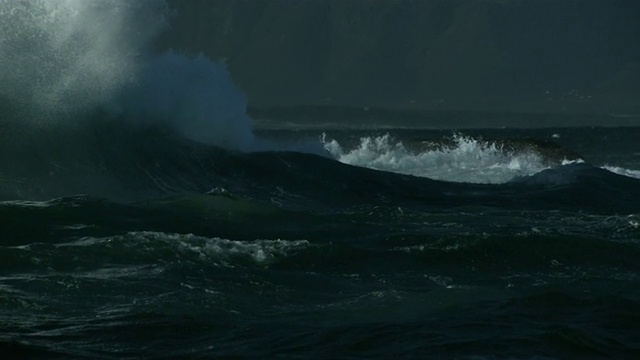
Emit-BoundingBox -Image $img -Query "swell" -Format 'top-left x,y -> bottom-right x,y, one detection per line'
0,119 -> 229,201
2,186 -> 639,250
2,227 -> 639,358
1,121 -> 640,215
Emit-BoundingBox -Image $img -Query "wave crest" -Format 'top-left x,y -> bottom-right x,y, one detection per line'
323,133 -> 556,184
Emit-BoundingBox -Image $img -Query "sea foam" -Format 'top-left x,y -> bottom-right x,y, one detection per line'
323,133 -> 551,184
602,166 -> 640,180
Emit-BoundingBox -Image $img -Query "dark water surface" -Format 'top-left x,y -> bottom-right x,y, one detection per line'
1,121 -> 640,359
1,1 -> 639,358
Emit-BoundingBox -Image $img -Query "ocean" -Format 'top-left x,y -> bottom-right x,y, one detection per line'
2,1 -> 640,359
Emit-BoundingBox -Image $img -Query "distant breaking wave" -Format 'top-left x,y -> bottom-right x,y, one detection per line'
603,166 -> 640,180
322,133 -> 586,184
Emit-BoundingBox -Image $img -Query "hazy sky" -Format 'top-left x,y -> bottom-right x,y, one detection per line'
160,0 -> 639,121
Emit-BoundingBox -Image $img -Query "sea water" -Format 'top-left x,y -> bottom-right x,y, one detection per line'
1,1 -> 640,358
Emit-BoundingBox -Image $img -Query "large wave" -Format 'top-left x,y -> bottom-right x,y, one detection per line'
2,0 -> 639,194
0,0 -> 254,150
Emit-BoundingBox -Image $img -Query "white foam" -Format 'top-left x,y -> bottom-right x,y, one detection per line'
63,232 -> 311,266
602,165 -> 640,180
0,200 -> 52,208
323,134 -> 549,184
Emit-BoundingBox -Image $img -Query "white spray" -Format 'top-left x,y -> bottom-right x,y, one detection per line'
0,0 -> 255,151
323,133 -> 551,184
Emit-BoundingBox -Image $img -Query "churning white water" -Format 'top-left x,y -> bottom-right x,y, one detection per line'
323,133 -> 552,184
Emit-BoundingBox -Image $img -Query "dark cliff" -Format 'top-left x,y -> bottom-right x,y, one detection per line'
158,0 -> 640,115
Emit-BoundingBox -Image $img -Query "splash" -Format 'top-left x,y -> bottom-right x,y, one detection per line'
0,0 -> 166,113
120,52 -> 254,151
0,0 -> 255,150
323,133 -> 550,184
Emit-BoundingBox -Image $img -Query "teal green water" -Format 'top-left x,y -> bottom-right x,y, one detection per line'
2,0 -> 639,357
1,121 -> 640,358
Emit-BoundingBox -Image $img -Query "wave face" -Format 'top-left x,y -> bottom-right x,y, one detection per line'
2,2 -> 640,359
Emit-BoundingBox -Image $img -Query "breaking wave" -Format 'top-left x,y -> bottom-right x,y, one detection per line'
0,0 -> 255,150
322,133 -> 582,184
602,165 -> 640,180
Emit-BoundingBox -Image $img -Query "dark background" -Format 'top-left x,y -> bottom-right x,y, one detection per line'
158,0 -> 640,121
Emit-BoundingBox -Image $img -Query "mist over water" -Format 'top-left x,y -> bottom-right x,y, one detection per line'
121,52 -> 254,150
0,0 -> 255,150
0,0 -> 165,112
